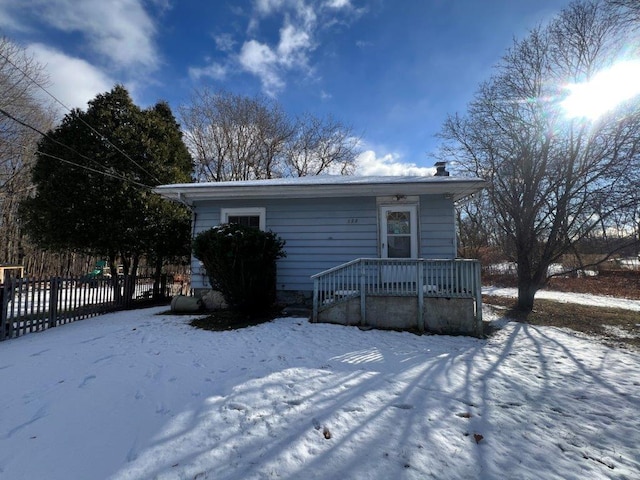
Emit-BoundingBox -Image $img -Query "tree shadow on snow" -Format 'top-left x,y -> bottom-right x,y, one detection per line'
108,316 -> 640,479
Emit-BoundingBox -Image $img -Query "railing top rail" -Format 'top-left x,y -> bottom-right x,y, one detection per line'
362,258 -> 479,263
311,257 -> 480,280
310,258 -> 363,279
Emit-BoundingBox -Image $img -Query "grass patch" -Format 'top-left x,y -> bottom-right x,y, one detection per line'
190,308 -> 283,331
484,295 -> 640,349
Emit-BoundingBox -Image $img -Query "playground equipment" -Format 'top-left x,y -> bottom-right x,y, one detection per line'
0,265 -> 24,283
87,260 -> 112,279
79,260 -> 113,285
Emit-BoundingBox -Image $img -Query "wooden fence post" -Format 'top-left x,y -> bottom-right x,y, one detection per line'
123,275 -> 133,309
1,280 -> 9,340
48,277 -> 59,329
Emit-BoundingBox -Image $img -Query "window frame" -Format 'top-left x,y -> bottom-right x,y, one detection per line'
220,207 -> 266,231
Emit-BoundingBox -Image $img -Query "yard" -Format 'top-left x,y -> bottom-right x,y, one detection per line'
0,298 -> 638,479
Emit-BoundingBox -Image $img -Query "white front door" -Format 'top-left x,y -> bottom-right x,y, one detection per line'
380,205 -> 418,259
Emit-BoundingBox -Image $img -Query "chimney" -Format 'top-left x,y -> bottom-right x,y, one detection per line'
434,161 -> 449,176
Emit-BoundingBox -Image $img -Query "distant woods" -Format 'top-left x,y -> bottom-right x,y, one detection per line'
0,37 -> 57,274
179,88 -> 361,182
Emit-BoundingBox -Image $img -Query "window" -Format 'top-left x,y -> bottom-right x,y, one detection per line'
221,207 -> 266,230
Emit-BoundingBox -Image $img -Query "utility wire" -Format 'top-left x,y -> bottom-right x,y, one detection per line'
0,106 -> 153,190
35,150 -> 151,188
1,106 -> 115,176
0,48 -> 163,184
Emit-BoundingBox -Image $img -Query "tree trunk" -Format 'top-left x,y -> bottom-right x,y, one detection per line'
108,253 -> 122,305
124,254 -> 140,303
516,279 -> 539,311
153,257 -> 163,300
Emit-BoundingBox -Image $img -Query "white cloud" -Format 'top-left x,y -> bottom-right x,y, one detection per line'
0,2 -> 28,32
253,0 -> 316,27
254,0 -> 287,16
324,0 -> 351,9
191,0 -> 358,95
214,33 -> 236,53
188,62 -> 228,81
277,23 -> 312,66
28,43 -> 114,113
238,40 -> 284,95
49,0 -> 158,71
355,40 -> 373,48
236,0 -> 333,94
355,150 -> 436,176
0,0 -> 159,72
238,18 -> 315,95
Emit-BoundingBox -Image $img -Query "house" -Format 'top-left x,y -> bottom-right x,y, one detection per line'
154,170 -> 487,335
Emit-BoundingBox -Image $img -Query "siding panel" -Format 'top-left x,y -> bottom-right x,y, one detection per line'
419,195 -> 456,259
191,194 -> 457,292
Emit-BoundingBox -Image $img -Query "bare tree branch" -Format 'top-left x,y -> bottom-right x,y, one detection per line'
180,88 -> 360,182
439,1 -> 640,311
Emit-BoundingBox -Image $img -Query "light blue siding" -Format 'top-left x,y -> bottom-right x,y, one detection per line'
419,195 -> 456,259
191,194 -> 456,292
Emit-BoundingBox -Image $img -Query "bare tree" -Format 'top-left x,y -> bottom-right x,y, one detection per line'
439,1 -> 640,311
180,89 -> 293,181
455,192 -> 504,262
284,113 -> 359,176
180,88 -> 360,182
0,37 -> 54,267
606,0 -> 640,25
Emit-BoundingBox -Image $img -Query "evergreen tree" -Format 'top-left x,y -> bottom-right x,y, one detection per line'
21,85 -> 192,298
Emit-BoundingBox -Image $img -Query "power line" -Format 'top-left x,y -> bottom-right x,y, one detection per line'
0,106 -> 152,190
35,150 -> 151,189
0,106 -> 114,174
0,48 -> 163,184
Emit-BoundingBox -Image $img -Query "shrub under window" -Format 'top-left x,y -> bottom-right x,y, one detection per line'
192,223 -> 286,314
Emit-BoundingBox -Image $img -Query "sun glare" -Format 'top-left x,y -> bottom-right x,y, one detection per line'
562,60 -> 640,119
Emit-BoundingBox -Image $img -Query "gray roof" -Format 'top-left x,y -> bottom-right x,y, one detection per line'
154,175 -> 487,203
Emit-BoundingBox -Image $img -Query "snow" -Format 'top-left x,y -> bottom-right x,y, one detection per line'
483,286 -> 640,312
1,305 -> 639,479
158,174 -> 470,189
486,263 -> 601,277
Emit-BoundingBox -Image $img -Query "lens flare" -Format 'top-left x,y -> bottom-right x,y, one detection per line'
562,60 -> 640,119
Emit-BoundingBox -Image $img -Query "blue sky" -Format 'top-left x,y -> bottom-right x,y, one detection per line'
0,0 -> 574,175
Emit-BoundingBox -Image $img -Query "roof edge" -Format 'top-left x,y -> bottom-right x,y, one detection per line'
154,176 -> 487,203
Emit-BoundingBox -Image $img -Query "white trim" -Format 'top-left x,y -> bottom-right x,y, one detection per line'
221,207 -> 266,230
155,176 -> 487,203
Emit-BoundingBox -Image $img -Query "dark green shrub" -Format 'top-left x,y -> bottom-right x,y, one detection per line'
192,224 -> 286,314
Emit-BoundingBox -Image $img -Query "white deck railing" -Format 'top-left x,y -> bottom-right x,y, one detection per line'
311,258 -> 482,325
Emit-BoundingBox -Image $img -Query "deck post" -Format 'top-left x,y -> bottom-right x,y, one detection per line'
360,260 -> 366,326
312,278 -> 319,322
474,261 -> 483,337
417,259 -> 424,333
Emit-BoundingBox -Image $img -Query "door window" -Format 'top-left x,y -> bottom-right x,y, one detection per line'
380,206 -> 418,258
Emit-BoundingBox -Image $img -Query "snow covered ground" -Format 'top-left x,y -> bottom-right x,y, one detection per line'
483,286 -> 640,311
1,304 -> 639,479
